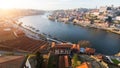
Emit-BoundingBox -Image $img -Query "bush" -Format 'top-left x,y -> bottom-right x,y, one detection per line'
72,54 -> 81,68
78,40 -> 91,48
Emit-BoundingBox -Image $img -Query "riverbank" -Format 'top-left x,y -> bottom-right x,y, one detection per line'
74,22 -> 120,35
52,18 -> 120,35
19,14 -> 120,55
0,14 -> 51,54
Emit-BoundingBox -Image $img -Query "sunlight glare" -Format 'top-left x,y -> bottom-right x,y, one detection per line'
0,0 -> 26,9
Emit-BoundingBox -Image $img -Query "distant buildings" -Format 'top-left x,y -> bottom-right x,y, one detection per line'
99,6 -> 108,13
49,5 -> 120,34
116,16 -> 120,21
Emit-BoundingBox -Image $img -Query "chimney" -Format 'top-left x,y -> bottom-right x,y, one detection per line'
51,42 -> 55,47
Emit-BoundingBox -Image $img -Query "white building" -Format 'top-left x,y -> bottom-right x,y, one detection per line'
116,16 -> 120,20
99,6 -> 107,12
91,12 -> 99,16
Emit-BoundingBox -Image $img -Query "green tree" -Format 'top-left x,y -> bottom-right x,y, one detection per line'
72,54 -> 81,68
108,16 -> 112,23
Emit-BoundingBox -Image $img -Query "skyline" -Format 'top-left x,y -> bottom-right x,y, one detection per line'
0,0 -> 120,10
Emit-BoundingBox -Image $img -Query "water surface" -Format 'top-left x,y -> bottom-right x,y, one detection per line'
19,14 -> 120,55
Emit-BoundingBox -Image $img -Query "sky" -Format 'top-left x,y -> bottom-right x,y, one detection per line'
0,0 -> 120,10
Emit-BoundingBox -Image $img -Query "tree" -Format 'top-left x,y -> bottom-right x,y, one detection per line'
78,40 -> 91,48
72,54 -> 81,68
35,52 -> 44,68
108,16 -> 112,23
90,19 -> 94,24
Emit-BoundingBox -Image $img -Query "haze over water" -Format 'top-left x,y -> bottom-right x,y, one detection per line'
19,13 -> 120,55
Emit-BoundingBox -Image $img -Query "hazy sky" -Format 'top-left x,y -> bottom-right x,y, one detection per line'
0,0 -> 120,10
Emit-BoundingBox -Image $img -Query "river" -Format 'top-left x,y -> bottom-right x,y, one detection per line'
19,13 -> 120,55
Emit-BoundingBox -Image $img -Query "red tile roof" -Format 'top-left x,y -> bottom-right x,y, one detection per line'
76,62 -> 92,68
0,56 -> 25,68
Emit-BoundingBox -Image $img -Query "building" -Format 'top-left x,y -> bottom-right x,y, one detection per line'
0,56 -> 25,68
0,29 -> 16,42
14,29 -> 25,37
80,48 -> 85,53
58,55 -> 70,68
99,6 -> 107,12
76,62 -> 92,68
91,12 -> 99,16
95,55 -> 103,60
90,9 -> 99,16
85,47 -> 95,55
50,42 -> 80,55
116,16 -> 120,21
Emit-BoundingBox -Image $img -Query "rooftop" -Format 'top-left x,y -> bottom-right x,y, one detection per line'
76,62 -> 92,68
0,56 -> 24,63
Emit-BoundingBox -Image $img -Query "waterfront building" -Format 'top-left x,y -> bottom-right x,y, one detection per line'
50,42 -> 80,55
58,55 -> 70,68
116,16 -> 120,21
90,9 -> 99,16
99,6 -> 108,13
80,48 -> 85,53
91,11 -> 99,16
85,47 -> 95,55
